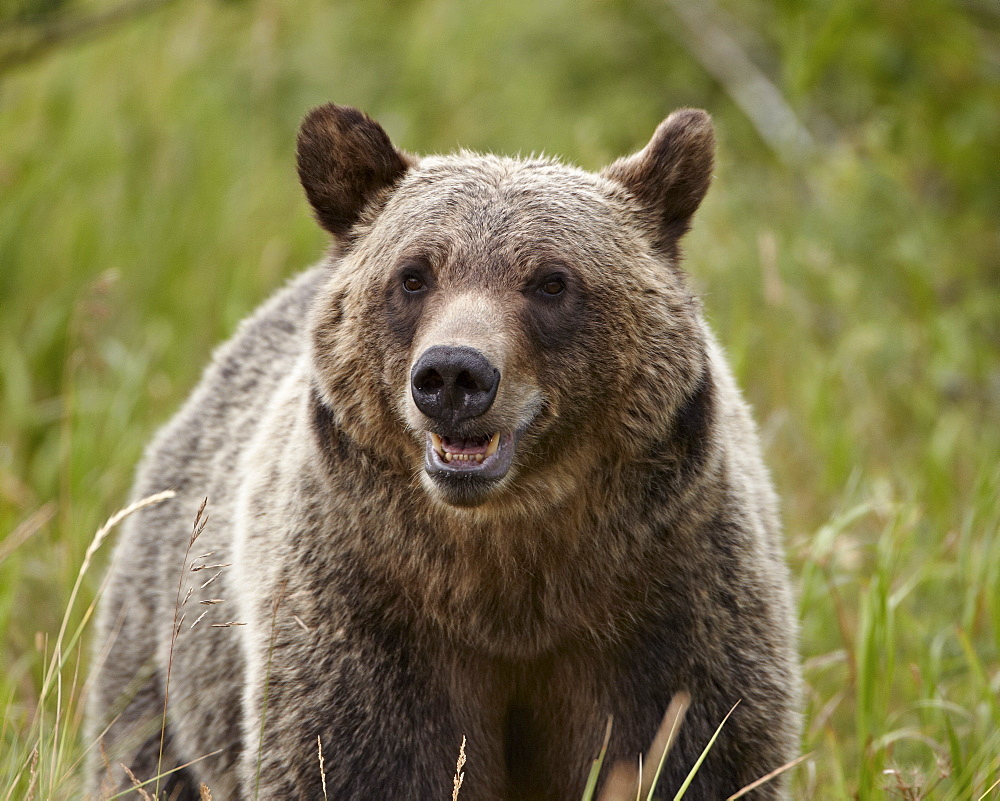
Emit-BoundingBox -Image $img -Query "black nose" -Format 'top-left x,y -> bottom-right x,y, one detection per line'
411,346 -> 500,423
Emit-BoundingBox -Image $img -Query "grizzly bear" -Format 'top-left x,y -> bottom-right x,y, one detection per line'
86,103 -> 801,800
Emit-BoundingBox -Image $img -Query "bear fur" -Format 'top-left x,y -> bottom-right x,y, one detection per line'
86,104 -> 801,800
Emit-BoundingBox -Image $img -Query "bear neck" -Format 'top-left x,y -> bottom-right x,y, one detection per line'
305,372 -> 727,659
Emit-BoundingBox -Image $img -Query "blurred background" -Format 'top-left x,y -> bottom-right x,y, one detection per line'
1,0 -> 998,797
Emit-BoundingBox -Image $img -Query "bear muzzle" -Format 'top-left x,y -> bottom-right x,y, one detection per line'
410,345 -> 523,499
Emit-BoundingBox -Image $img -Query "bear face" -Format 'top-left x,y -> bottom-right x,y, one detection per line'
302,105 -> 715,513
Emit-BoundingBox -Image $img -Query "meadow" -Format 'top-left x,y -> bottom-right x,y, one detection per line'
0,0 -> 998,797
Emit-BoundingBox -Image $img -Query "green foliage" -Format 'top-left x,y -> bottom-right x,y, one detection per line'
1,0 -> 997,797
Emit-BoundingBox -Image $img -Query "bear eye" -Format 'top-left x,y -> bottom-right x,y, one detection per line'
402,275 -> 425,293
539,276 -> 565,296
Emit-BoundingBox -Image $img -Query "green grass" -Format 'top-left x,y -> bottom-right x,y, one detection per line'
1,0 -> 998,797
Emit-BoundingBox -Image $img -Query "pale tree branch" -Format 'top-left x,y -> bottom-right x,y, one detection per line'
0,0 -> 177,76
652,0 -> 816,164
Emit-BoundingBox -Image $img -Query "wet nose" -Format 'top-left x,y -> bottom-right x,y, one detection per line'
410,346 -> 500,423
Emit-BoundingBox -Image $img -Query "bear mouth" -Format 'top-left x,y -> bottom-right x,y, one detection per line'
423,431 -> 517,483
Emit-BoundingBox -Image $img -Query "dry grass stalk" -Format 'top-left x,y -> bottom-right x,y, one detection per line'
978,776 -> 1000,801
23,746 -> 39,801
1,491 -> 175,801
156,497 -> 209,799
41,490 -> 176,703
121,762 -> 155,801
726,752 -> 812,800
452,736 -> 467,801
95,738 -> 115,801
0,502 -> 55,564
199,782 -> 214,800
2,743 -> 40,801
317,735 -> 328,800
199,570 -> 223,589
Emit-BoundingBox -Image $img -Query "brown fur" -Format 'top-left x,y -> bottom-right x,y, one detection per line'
86,103 -> 800,800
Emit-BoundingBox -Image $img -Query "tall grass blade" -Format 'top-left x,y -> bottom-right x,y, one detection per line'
581,716 -> 613,801
671,701 -> 739,801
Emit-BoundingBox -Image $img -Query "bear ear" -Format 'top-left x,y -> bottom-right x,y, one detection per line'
296,103 -> 415,241
601,109 -> 715,252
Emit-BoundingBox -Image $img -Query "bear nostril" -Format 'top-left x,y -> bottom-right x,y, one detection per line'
416,370 -> 445,392
455,371 -> 479,392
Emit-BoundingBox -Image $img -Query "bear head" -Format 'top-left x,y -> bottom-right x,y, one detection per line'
299,104 -> 715,515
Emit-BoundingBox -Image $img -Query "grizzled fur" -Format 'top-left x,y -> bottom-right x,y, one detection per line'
87,104 -> 801,800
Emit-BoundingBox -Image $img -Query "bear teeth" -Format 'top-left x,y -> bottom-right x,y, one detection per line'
442,453 -> 485,463
429,432 -> 499,463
